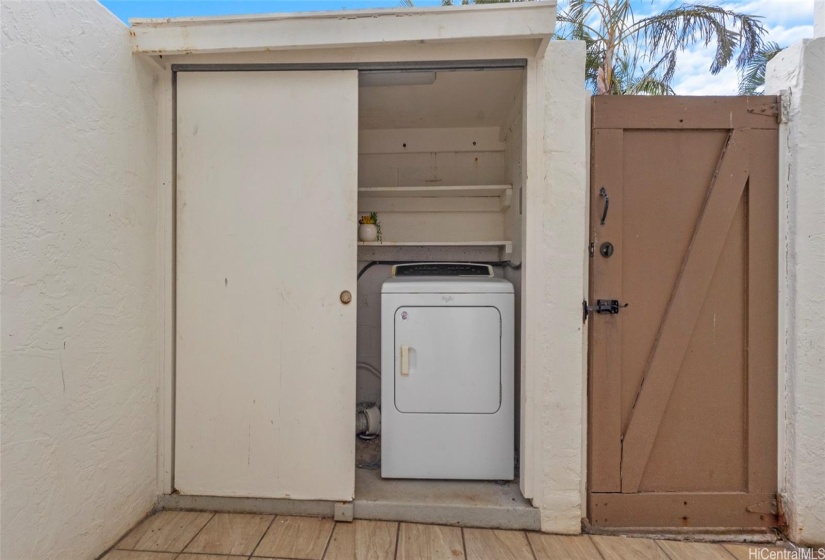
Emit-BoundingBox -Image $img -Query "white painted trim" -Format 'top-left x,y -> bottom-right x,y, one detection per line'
157,68 -> 175,495
776,89 -> 789,506
581,89 -> 592,518
357,240 -> 513,255
519,57 -> 541,501
131,2 -> 556,56
533,41 -> 588,534
131,1 -> 550,25
158,41 -> 539,67
358,186 -> 512,198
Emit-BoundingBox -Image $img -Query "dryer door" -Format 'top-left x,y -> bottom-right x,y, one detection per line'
394,306 -> 501,414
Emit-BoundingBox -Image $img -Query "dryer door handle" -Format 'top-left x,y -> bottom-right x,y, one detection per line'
400,345 -> 410,376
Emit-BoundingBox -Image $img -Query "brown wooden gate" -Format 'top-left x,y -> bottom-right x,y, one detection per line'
588,97 -> 779,528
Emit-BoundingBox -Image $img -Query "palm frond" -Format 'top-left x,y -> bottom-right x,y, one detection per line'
610,56 -> 631,94
634,50 -> 677,92
555,0 -> 769,95
624,51 -> 678,94
629,3 -> 765,74
738,41 -> 783,95
567,0 -> 587,23
555,10 -> 604,41
629,77 -> 676,95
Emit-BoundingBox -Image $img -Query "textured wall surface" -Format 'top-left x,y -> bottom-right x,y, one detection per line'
534,41 -> 588,533
766,38 -> 825,547
356,263 -> 389,405
1,2 -> 159,558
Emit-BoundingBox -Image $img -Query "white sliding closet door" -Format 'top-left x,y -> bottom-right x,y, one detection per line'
175,71 -> 358,500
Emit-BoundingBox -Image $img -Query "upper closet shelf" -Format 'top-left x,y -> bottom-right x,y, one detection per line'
358,185 -> 513,209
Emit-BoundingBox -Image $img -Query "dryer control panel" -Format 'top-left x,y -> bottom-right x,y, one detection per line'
391,262 -> 493,277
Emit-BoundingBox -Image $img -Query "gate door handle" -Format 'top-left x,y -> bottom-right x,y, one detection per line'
599,187 -> 610,226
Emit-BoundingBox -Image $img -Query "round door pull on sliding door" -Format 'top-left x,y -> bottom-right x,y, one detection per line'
600,242 -> 614,258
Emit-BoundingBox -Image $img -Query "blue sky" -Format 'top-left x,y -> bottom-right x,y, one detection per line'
101,0 -> 815,94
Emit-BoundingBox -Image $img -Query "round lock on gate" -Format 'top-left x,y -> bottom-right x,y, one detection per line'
340,290 -> 352,304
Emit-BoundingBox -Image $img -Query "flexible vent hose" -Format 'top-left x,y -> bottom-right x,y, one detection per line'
356,406 -> 381,437
357,361 -> 381,379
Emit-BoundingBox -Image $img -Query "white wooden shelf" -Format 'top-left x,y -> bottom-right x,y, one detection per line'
358,240 -> 512,254
359,185 -> 513,209
359,185 -> 511,197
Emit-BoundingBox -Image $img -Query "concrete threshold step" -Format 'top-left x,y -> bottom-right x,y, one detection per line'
156,469 -> 540,531
353,467 -> 540,530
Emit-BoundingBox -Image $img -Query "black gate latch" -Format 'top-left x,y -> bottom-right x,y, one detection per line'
582,299 -> 629,322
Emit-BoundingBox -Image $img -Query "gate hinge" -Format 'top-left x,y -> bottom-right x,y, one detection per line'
746,498 -> 778,515
747,100 -> 780,121
776,493 -> 788,529
778,89 -> 791,124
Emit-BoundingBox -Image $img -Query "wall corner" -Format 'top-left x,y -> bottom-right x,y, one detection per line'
532,39 -> 588,534
765,36 -> 825,548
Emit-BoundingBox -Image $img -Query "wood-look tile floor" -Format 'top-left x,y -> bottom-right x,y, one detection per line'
106,511 -> 787,560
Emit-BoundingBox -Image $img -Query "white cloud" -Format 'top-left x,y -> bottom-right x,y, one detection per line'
674,63 -> 740,94
672,19 -> 813,94
766,23 -> 815,44
730,0 -> 814,26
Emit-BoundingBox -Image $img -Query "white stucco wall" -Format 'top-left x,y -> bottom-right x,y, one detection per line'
531,40 -> 588,533
765,37 -> 825,547
1,2 -> 160,558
